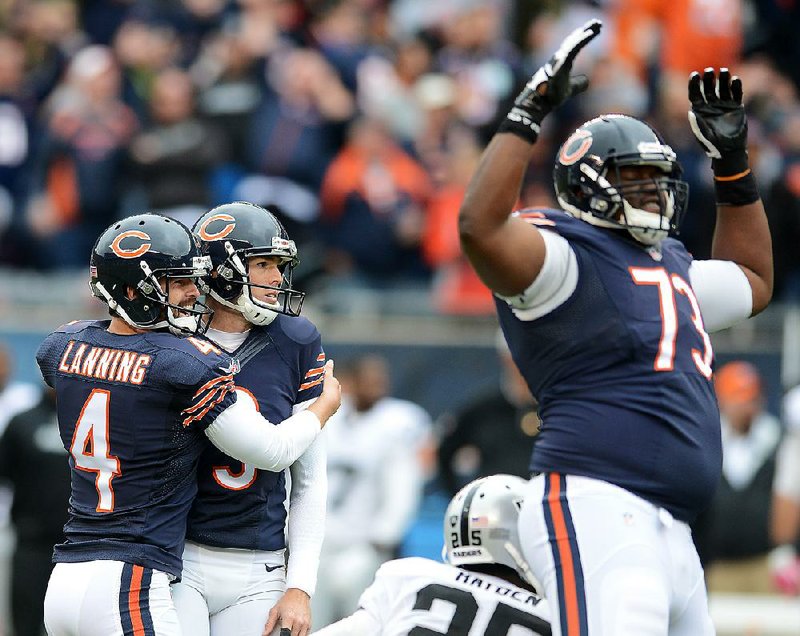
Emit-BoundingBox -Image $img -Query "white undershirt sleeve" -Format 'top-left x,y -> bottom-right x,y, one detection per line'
286,398 -> 327,596
311,609 -> 380,635
689,259 -> 753,333
774,431 -> 800,502
495,229 -> 578,321
205,395 -> 321,470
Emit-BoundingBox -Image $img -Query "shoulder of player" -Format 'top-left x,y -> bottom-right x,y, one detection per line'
37,320 -> 103,358
513,207 -> 569,228
661,237 -> 691,256
268,314 -> 321,346
52,319 -> 108,335
374,557 -> 438,580
141,332 -> 232,368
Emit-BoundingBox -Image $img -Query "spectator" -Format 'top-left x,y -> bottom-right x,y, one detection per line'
27,45 -> 137,269
127,67 -> 229,228
693,361 -> 783,594
770,383 -> 800,595
0,388 -> 68,636
320,116 -> 431,284
356,35 -> 436,145
437,331 -> 538,496
313,354 -> 432,629
239,46 -> 354,247
0,35 -> 36,264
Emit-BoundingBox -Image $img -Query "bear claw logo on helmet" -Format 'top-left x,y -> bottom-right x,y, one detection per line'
90,214 -> 213,336
193,202 -> 305,327
554,114 -> 690,246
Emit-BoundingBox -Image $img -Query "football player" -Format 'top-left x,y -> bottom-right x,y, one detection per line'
458,19 -> 773,636
311,474 -> 551,635
37,213 -> 341,636
171,202 -> 326,636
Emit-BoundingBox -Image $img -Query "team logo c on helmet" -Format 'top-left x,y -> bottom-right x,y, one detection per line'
559,129 -> 593,166
197,213 -> 237,241
110,230 -> 152,259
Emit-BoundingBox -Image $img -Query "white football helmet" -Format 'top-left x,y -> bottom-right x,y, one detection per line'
443,474 -> 539,590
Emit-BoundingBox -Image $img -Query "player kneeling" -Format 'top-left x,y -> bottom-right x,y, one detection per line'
312,475 -> 551,635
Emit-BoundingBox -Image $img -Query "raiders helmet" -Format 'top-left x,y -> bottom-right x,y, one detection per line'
193,202 -> 305,326
90,214 -> 213,335
554,114 -> 689,245
443,475 -> 539,589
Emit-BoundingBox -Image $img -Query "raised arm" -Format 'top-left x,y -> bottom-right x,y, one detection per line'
458,20 -> 602,297
688,68 -> 773,314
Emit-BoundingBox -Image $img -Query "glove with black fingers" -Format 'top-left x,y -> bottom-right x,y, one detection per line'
688,68 -> 750,177
498,19 -> 602,144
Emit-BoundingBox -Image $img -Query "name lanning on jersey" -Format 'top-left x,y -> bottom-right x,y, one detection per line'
58,340 -> 151,385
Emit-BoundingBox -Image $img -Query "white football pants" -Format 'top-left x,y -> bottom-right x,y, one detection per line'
44,560 -> 180,635
171,541 -> 286,636
518,474 -> 715,636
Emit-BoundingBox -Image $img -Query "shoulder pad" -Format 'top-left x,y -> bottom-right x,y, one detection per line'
270,314 -> 321,346
143,332 -> 232,368
55,319 -> 107,334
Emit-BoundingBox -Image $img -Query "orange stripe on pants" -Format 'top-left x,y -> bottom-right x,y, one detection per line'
547,474 -> 582,635
128,565 -> 145,636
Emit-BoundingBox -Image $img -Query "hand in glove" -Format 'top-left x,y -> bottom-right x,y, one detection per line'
498,19 -> 602,143
688,67 -> 749,178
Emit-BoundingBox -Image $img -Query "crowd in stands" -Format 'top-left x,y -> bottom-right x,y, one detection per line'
1,0 -> 800,314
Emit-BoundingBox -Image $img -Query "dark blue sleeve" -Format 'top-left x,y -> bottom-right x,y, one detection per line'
35,332 -> 61,388
297,332 -> 325,404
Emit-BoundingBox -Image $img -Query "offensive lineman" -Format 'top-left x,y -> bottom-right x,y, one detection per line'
459,19 -> 773,636
312,475 -> 551,635
171,202 -> 326,636
37,213 -> 340,635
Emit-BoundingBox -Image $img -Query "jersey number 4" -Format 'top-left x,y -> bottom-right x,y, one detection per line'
70,389 -> 121,513
630,267 -> 713,378
409,584 -> 550,636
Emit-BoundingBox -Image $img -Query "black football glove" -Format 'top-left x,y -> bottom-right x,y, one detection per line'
688,68 -> 749,177
498,19 -> 602,143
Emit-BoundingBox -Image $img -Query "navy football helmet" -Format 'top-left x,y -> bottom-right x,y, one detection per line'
90,214 -> 213,335
554,114 -> 689,245
193,202 -> 304,326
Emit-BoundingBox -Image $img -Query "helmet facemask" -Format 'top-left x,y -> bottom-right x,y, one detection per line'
91,256 -> 214,336
554,115 -> 690,247
205,239 -> 305,327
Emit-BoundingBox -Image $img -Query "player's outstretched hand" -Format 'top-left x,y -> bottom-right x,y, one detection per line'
498,18 -> 602,143
262,588 -> 312,636
688,67 -> 749,176
308,359 -> 341,427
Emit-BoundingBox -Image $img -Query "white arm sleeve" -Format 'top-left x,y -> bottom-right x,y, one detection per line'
774,431 -> 800,502
496,229 -> 578,321
689,260 -> 752,333
205,397 -> 321,471
286,427 -> 327,596
311,609 -> 380,635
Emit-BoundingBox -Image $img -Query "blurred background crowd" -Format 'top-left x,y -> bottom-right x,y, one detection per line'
2,0 -> 800,634
0,0 -> 799,312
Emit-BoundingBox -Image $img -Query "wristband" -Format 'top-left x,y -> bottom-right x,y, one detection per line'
497,109 -> 541,144
714,169 -> 760,206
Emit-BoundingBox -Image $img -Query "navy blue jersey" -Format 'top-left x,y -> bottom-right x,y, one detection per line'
36,320 -> 237,578
186,315 -> 325,550
496,210 -> 721,522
